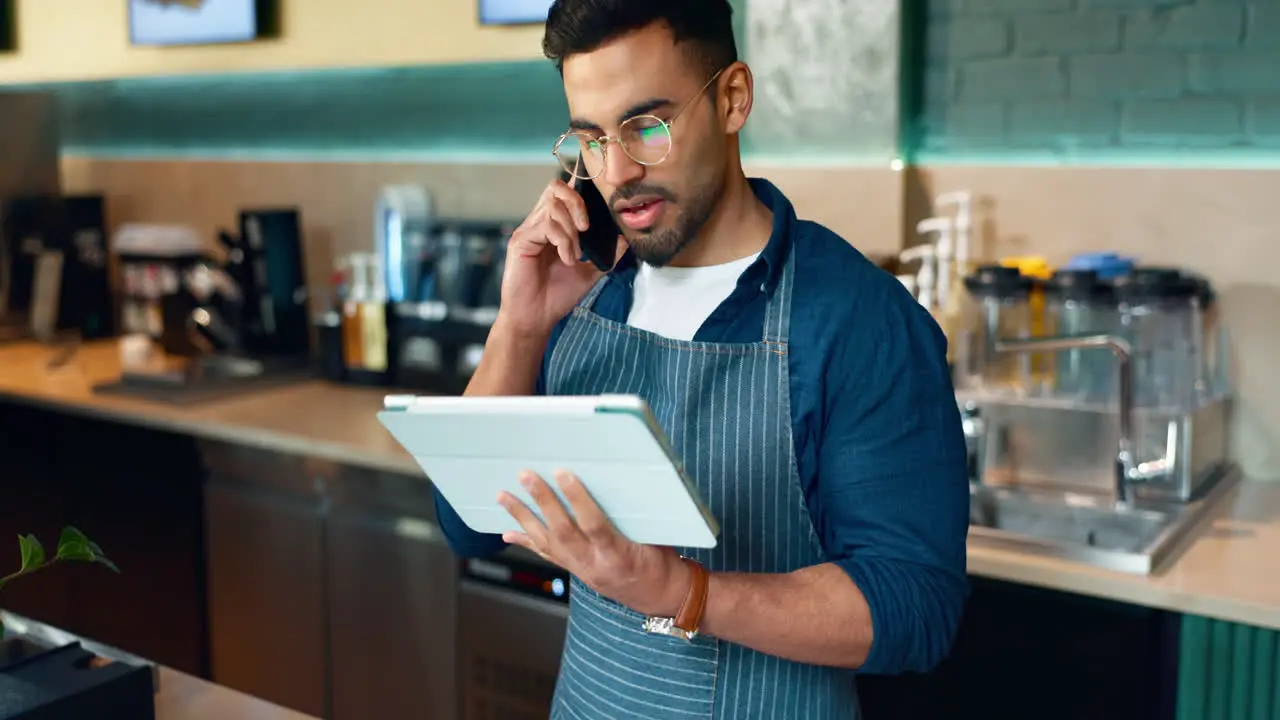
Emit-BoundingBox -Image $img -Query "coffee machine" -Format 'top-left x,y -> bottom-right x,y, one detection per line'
218,207 -> 311,361
0,91 -> 65,340
95,209 -> 312,400
387,218 -> 512,394
3,195 -> 115,342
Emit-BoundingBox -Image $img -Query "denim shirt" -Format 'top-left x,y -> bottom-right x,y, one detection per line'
433,178 -> 971,675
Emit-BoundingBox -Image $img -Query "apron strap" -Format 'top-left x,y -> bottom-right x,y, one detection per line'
762,243 -> 795,344
575,274 -> 611,311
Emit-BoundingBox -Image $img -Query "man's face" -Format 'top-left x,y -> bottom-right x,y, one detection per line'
562,23 -> 726,267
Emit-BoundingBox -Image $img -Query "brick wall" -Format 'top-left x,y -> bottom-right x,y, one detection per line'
919,0 -> 1280,156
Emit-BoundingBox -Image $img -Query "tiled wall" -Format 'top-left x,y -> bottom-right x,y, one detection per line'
43,62 -> 568,161
918,0 -> 1280,159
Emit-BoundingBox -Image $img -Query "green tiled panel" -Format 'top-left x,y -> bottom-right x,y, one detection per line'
1178,615 -> 1280,720
0,0 -> 767,162
0,0 -> 903,164
7,61 -> 573,160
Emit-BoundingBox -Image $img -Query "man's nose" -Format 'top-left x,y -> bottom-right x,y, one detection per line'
603,142 -> 645,189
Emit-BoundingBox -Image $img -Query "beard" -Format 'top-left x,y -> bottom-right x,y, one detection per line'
614,178 -> 723,268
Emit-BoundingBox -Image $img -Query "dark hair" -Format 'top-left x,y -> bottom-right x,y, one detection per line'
543,0 -> 737,77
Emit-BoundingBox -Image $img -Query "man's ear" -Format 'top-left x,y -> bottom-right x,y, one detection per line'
718,61 -> 754,135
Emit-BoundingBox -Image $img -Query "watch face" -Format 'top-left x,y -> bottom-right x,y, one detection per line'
642,616 -> 696,641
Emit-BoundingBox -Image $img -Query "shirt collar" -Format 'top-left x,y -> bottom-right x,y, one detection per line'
608,176 -> 797,293
747,177 -> 797,296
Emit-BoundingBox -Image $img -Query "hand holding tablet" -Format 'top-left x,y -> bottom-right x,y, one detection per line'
376,393 -> 720,549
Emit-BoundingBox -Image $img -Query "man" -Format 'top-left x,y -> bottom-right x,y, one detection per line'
432,0 -> 970,716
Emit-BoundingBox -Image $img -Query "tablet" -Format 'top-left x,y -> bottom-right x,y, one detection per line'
377,393 -> 720,548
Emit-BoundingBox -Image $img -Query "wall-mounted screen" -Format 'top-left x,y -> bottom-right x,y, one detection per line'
479,0 -> 554,26
129,0 -> 276,46
0,0 -> 14,52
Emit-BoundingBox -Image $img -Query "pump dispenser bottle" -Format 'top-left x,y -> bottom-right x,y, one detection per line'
341,254 -> 368,372
898,242 -> 939,313
914,218 -> 960,364
341,253 -> 389,376
361,254 -> 389,374
936,191 -> 974,278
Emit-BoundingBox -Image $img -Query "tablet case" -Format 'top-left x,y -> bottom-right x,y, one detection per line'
377,394 -> 720,548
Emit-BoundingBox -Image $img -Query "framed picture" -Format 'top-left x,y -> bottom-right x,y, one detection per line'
478,0 -> 554,26
128,0 -> 279,47
0,0 -> 14,52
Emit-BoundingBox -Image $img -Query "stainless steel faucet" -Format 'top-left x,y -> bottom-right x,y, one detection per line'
993,334 -> 1140,508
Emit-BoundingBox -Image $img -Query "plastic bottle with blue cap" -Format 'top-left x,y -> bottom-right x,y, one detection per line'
1062,252 -> 1136,280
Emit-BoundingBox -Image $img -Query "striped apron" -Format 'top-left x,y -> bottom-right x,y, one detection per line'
544,244 -> 860,719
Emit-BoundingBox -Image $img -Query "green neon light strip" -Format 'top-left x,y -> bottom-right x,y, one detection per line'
914,148 -> 1280,169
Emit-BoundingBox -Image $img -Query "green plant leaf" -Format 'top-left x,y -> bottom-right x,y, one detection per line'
18,534 -> 44,572
55,526 -> 119,573
55,541 -> 95,563
57,526 -> 89,552
54,541 -> 119,573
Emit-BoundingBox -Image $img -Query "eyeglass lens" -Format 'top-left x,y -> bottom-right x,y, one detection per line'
556,116 -> 673,179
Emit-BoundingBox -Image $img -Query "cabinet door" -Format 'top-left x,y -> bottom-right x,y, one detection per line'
458,580 -> 568,720
0,403 -> 70,630
326,473 -> 459,720
60,412 -> 208,676
203,445 -> 329,718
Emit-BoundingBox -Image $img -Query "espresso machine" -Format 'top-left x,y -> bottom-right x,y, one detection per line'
3,195 -> 114,343
0,91 -> 65,341
95,209 -> 312,401
387,218 -> 512,394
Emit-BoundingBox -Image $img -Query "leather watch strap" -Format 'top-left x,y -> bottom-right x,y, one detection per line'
673,557 -> 710,635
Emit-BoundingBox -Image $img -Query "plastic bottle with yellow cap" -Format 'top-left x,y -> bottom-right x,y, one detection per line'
999,256 -> 1054,391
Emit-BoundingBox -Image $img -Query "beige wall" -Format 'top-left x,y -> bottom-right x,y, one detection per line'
0,0 -> 545,84
59,155 -> 902,303
60,154 -> 1277,479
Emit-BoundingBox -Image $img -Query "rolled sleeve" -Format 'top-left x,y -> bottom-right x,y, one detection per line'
432,493 -> 507,558
819,284 -> 971,675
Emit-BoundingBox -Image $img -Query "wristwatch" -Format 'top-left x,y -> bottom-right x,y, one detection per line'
642,556 -> 709,641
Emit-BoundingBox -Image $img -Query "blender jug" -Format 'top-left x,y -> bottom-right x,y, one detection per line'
1113,268 -> 1200,412
959,265 -> 1034,395
1043,269 -> 1121,403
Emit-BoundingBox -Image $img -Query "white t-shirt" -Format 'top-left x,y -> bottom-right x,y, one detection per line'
626,253 -> 761,341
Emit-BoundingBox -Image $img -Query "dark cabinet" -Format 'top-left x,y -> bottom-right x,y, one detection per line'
201,444 -> 329,718
458,577 -> 568,719
856,576 -> 1181,720
199,441 -> 462,719
60,416 -> 208,676
326,468 -> 458,720
0,403 -> 209,676
0,403 -> 71,630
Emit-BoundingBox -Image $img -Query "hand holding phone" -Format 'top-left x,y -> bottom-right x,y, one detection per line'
495,173 -> 623,339
572,175 -> 621,273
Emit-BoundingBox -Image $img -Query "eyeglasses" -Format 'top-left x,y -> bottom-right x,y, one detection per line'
553,68 -> 725,181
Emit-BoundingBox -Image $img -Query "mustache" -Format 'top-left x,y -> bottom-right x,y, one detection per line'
609,184 -> 675,209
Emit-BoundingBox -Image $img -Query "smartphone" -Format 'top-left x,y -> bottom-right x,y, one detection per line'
571,174 -> 621,272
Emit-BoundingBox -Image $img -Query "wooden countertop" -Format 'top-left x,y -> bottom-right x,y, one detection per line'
0,608 -> 316,719
157,667 -> 317,720
1,340 -> 1278,632
0,340 -> 419,475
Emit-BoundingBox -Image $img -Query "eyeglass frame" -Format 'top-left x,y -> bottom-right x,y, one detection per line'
552,67 -> 726,179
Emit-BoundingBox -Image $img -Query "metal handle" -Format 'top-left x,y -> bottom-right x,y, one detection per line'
959,401 -> 985,486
